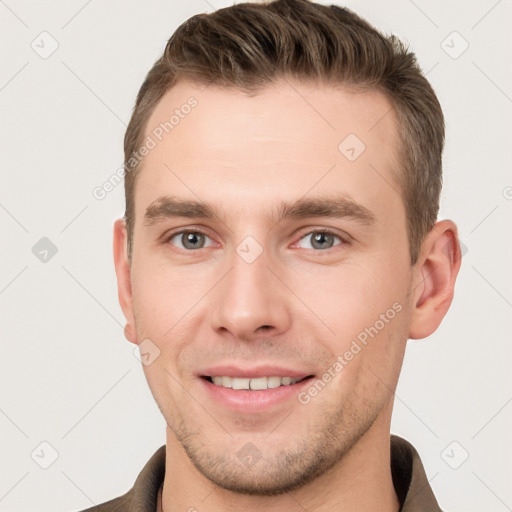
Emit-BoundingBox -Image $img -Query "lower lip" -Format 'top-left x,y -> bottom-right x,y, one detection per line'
200,377 -> 314,413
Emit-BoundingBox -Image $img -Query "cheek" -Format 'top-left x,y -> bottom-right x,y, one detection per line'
130,256 -> 214,335
290,255 -> 411,400
313,302 -> 410,417
290,257 -> 409,341
130,259 -> 215,394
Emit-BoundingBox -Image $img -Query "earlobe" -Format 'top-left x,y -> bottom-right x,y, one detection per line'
409,220 -> 462,339
124,324 -> 137,344
113,218 -> 138,345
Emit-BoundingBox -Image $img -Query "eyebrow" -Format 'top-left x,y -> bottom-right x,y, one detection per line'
143,195 -> 375,226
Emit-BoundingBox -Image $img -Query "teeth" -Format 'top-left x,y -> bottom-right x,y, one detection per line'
249,377 -> 267,390
267,376 -> 282,389
232,377 -> 250,390
210,376 -> 301,390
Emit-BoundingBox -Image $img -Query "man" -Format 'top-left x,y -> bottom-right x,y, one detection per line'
86,0 -> 461,510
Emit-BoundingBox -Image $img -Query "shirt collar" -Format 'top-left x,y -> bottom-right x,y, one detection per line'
128,435 -> 441,511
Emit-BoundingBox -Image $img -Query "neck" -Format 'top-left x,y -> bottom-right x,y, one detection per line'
160,404 -> 399,512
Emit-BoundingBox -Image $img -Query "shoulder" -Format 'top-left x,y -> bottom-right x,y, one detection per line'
77,492 -> 131,512
391,435 -> 442,511
74,445 -> 166,512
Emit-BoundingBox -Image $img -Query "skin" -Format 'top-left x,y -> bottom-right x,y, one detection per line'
113,79 -> 461,512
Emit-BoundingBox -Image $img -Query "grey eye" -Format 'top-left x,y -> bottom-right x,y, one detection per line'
170,231 -> 213,250
297,231 -> 341,250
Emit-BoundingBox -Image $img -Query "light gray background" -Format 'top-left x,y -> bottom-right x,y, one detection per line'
0,1 -> 511,511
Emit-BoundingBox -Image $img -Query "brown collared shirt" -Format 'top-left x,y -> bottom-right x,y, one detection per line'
79,435 -> 442,511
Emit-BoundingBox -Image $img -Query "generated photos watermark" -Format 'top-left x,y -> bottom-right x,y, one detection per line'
92,96 -> 198,201
298,301 -> 403,405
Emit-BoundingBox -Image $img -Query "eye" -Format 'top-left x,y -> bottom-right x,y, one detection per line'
296,230 -> 344,250
167,230 -> 214,250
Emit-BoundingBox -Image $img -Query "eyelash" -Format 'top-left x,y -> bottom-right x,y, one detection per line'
294,229 -> 348,251
163,228 -> 349,253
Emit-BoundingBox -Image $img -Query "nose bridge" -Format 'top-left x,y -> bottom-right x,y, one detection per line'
210,241 -> 291,339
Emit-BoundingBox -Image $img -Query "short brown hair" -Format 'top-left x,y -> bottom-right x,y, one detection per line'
123,0 -> 444,264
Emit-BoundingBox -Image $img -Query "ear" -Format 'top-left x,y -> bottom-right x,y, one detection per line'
113,218 -> 137,344
409,219 -> 462,339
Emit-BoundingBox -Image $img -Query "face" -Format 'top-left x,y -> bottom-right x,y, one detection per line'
121,79 -> 416,495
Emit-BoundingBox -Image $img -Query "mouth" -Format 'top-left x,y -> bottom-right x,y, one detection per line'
201,375 -> 314,390
198,368 -> 316,412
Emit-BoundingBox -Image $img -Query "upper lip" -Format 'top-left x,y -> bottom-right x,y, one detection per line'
199,365 -> 313,379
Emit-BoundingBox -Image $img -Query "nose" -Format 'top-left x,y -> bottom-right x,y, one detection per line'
209,248 -> 292,342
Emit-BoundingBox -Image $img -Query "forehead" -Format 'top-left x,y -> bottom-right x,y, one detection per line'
135,79 -> 402,223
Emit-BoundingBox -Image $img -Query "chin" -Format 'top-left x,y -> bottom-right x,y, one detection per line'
176,424 -> 368,497
190,450 -> 332,496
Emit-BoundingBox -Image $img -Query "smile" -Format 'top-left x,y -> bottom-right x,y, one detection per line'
205,375 -> 306,390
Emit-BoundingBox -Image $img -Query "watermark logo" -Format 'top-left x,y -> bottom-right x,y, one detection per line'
338,134 -> 366,162
237,442 -> 263,468
32,237 -> 58,263
441,441 -> 469,469
236,236 -> 264,264
133,338 -> 161,366
31,31 -> 59,59
441,31 -> 469,60
31,441 -> 59,469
